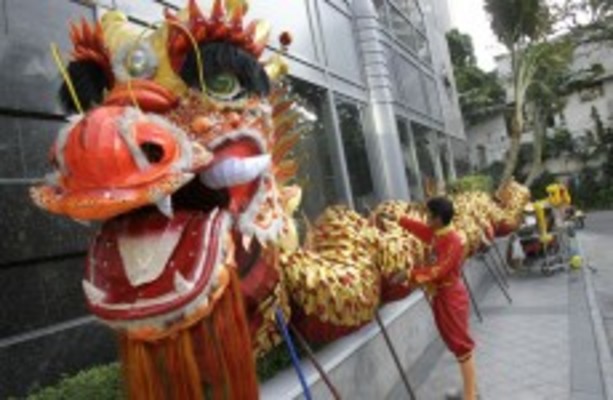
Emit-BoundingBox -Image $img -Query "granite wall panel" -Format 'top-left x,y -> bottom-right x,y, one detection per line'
0,115 -> 25,178
0,320 -> 117,398
0,0 -> 94,114
18,117 -> 65,178
0,185 -> 91,265
0,257 -> 88,338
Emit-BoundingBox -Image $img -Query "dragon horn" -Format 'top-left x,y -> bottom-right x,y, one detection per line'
253,19 -> 271,50
211,0 -> 225,20
229,1 -> 245,27
226,0 -> 249,20
188,0 -> 204,22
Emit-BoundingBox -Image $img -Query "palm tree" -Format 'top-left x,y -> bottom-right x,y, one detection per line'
484,0 -> 553,188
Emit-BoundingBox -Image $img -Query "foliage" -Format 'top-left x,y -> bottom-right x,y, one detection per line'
563,63 -> 606,93
570,167 -> 613,209
448,175 -> 494,194
26,364 -> 123,400
515,143 -> 534,177
24,342 -> 309,400
543,128 -> 575,158
528,170 -> 556,199
484,0 -> 552,48
256,343 -> 293,382
447,29 -> 476,68
476,161 -> 506,188
446,29 -> 506,125
555,0 -> 613,43
483,0 -> 581,188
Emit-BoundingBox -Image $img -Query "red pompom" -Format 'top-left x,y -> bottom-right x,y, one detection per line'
279,31 -> 293,47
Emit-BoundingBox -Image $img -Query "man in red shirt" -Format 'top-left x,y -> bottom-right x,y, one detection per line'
396,197 -> 477,400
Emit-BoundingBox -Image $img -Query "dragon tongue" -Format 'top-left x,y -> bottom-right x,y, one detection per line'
110,211 -> 193,287
85,209 -> 228,322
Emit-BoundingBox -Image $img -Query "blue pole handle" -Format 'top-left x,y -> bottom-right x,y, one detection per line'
275,308 -> 313,400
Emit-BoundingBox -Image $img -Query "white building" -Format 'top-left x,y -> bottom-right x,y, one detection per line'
466,39 -> 613,174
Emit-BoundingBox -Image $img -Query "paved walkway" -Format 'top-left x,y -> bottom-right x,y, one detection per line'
409,240 -> 610,400
581,212 -> 613,359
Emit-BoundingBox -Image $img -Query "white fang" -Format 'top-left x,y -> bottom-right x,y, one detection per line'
199,155 -> 271,189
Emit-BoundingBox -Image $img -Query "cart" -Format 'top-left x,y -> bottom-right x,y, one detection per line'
508,202 -> 570,276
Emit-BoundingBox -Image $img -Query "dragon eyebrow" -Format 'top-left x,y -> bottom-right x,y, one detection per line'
180,42 -> 270,96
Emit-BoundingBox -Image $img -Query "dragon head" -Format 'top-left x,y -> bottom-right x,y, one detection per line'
31,0 -> 298,332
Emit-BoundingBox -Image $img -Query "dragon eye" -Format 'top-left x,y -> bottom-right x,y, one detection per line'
127,48 -> 151,77
113,42 -> 158,81
205,72 -> 245,101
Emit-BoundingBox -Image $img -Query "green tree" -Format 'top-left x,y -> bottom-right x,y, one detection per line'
446,30 -> 506,126
447,29 -> 476,68
484,0 -> 554,189
523,39 -> 574,185
555,0 -> 613,43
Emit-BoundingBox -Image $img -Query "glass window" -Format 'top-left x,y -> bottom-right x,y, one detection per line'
385,46 -> 401,100
416,33 -> 431,65
397,118 -> 424,200
394,0 -> 425,32
373,0 -> 390,27
287,78 -> 346,219
336,99 -> 377,212
389,6 -> 417,51
391,54 -> 426,113
423,75 -> 441,119
411,122 -> 437,188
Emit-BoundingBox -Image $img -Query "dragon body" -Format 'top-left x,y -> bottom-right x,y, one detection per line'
30,1 -> 530,398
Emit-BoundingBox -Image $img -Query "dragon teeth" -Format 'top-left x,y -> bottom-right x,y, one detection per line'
174,271 -> 195,295
199,155 -> 271,189
155,195 -> 174,219
82,280 -> 106,304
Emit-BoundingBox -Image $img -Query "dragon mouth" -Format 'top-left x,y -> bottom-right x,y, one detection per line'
83,130 -> 273,329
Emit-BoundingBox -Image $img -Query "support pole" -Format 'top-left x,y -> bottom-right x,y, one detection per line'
492,240 -> 512,278
375,311 -> 417,400
481,256 -> 513,304
462,270 -> 484,323
485,249 -> 509,288
275,309 -> 313,400
289,324 -> 342,400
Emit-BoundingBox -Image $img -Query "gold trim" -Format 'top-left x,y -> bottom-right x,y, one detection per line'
435,226 -> 453,236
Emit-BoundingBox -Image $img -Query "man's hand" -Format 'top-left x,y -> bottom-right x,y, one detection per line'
389,270 -> 409,285
378,213 -> 396,222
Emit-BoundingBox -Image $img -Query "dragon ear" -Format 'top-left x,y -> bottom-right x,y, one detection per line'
58,18 -> 113,113
59,60 -> 110,113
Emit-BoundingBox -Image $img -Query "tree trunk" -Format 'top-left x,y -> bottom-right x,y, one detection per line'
499,116 -> 522,190
525,105 -> 546,186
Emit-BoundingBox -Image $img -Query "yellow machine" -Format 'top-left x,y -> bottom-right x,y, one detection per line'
517,183 -> 582,274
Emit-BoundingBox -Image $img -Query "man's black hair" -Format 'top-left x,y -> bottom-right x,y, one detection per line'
427,197 -> 454,226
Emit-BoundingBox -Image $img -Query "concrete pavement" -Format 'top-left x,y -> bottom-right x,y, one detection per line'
581,212 -> 613,363
396,220 -> 613,400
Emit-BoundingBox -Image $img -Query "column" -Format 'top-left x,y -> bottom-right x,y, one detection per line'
351,0 -> 410,200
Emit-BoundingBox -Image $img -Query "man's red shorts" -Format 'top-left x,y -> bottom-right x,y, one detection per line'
431,280 -> 475,361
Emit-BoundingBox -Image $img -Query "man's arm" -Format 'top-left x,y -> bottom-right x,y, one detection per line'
399,217 -> 434,243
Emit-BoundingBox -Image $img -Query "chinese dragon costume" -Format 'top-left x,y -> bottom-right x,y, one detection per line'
30,1 -> 530,399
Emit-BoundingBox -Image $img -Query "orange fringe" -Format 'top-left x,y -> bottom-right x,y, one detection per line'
119,268 -> 259,400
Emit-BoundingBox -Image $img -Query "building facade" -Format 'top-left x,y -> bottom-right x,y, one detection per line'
467,39 -> 613,174
0,0 -> 465,396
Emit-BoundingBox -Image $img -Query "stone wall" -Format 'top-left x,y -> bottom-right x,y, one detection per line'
0,1 -> 116,398
260,256 -> 493,400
